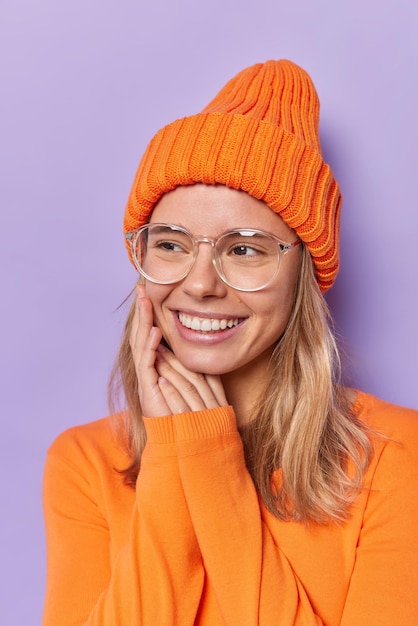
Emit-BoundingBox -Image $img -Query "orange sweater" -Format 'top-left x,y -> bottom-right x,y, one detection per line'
42,392 -> 418,625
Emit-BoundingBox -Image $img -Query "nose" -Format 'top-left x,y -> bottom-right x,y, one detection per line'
181,241 -> 227,298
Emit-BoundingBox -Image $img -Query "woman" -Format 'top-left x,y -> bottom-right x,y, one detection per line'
42,60 -> 418,625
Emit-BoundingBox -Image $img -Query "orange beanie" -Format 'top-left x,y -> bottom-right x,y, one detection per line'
124,60 -> 341,291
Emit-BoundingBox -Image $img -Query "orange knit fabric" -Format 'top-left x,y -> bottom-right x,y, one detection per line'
42,392 -> 418,625
124,60 -> 341,292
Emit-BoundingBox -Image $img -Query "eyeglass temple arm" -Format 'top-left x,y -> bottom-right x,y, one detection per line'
281,239 -> 302,253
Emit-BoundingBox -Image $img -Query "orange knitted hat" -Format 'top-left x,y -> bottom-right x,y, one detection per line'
124,59 -> 341,291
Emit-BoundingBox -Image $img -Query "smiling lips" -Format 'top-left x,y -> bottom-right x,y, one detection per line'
178,312 -> 243,333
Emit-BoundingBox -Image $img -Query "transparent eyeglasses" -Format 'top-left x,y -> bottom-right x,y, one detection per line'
125,223 -> 301,292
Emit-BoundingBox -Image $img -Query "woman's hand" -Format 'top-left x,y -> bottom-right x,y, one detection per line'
130,284 -> 228,417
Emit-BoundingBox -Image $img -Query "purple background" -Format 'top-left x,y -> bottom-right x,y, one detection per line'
1,0 -> 417,623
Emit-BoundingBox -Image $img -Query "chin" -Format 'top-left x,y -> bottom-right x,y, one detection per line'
174,351 -> 233,376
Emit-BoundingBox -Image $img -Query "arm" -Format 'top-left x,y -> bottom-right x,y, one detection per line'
340,412 -> 418,625
42,421 -> 204,626
172,406 -> 322,625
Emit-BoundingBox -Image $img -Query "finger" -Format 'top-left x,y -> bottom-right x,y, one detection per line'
202,374 -> 229,406
155,351 -> 221,411
129,286 -> 155,390
129,285 -> 153,357
129,286 -> 173,417
138,326 -> 172,417
157,376 -> 194,415
156,343 -> 228,406
156,343 -> 205,384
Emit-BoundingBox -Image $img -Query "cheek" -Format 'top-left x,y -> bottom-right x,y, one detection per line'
145,283 -> 169,307
145,283 -> 191,350
256,278 -> 295,317
264,303 -> 293,340
254,283 -> 296,337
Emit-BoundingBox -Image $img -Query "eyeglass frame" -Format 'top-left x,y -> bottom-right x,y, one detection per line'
125,222 -> 302,292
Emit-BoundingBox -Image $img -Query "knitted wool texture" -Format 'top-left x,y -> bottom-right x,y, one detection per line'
124,60 -> 341,291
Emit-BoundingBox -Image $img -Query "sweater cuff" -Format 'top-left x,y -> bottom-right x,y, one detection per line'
175,406 -> 236,441
143,414 -> 176,444
143,406 -> 237,444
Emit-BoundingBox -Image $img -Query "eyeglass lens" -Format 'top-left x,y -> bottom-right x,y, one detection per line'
134,224 -> 282,290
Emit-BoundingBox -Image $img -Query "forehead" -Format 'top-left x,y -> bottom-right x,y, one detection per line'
150,184 -> 296,240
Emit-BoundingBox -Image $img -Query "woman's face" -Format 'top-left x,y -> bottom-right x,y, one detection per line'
145,184 -> 301,378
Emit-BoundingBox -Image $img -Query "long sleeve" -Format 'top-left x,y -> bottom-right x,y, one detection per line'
42,417 -> 204,626
172,406 -> 322,625
340,406 -> 418,625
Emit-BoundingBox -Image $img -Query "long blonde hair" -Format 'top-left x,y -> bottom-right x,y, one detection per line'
109,246 -> 372,523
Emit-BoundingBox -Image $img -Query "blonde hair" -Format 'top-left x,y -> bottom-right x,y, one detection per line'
109,246 -> 372,523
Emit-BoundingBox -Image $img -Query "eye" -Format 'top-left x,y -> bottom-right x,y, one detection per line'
230,244 -> 260,257
155,240 -> 184,252
219,231 -> 276,266
148,231 -> 193,255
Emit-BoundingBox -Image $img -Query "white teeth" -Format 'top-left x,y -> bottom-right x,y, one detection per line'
200,319 -> 212,331
178,313 -> 240,332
